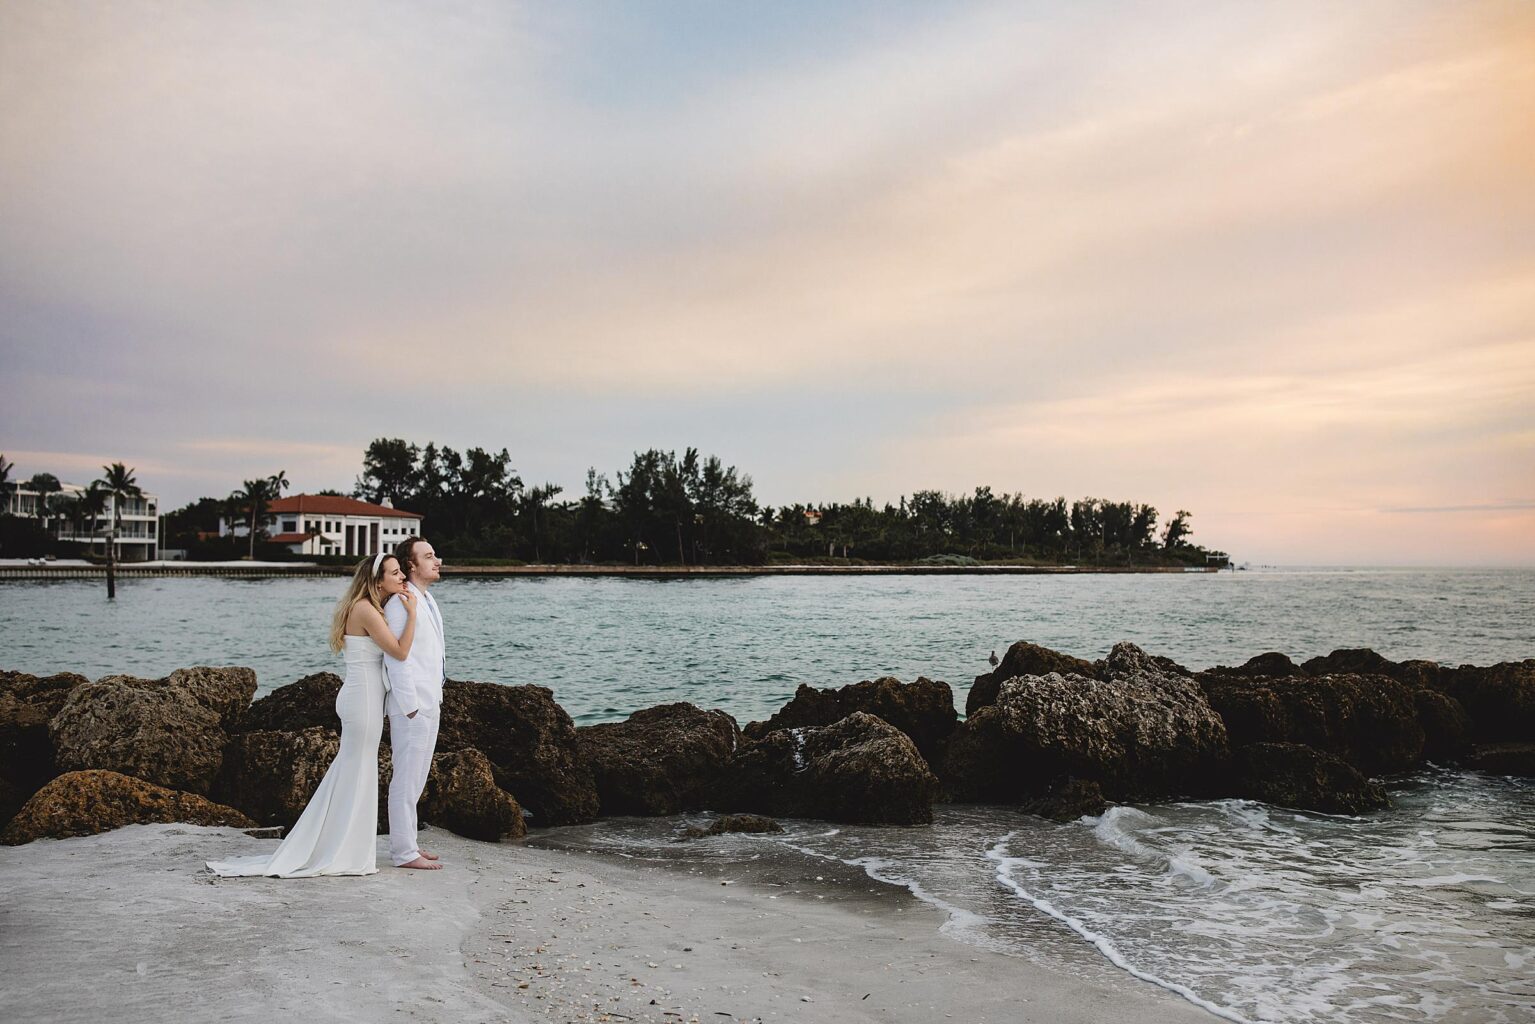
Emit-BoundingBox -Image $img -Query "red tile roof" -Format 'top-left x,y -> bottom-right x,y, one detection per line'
268,495 -> 422,519
267,532 -> 317,544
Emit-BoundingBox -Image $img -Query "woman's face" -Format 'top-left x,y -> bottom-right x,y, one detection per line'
378,557 -> 408,597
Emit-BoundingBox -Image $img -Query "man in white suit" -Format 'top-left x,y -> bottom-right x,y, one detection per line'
383,536 -> 446,870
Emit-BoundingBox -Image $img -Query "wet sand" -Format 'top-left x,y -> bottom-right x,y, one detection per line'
0,823 -> 1217,1023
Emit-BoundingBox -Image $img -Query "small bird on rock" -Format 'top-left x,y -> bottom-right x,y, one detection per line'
988,650 -> 999,668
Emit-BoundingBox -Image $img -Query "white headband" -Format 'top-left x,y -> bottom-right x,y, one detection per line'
372,551 -> 387,576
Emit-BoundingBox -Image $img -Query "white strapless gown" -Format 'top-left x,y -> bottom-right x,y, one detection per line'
207,635 -> 386,877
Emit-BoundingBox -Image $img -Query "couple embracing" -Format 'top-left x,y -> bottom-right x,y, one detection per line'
208,537 -> 447,878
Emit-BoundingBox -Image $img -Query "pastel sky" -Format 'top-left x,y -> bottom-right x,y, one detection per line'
1,1 -> 1532,564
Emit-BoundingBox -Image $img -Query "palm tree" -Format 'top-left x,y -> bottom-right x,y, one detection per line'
77,483 -> 108,557
0,453 -> 13,511
25,473 -> 61,529
97,462 -> 143,562
46,492 -> 78,541
231,477 -> 275,560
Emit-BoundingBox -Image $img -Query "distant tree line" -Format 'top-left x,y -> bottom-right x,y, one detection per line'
342,438 -> 1221,567
8,445 -> 1224,566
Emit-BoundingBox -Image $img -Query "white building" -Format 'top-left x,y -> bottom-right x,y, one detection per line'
3,481 -> 160,561
222,494 -> 423,558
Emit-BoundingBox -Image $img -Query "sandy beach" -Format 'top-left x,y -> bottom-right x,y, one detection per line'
0,823 -> 1218,1024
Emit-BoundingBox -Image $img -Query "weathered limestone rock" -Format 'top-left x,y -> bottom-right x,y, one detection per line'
437,680 -> 598,826
164,667 -> 257,731
1197,671 -> 1425,776
966,642 -> 1097,716
1231,742 -> 1389,815
1466,743 -> 1535,777
421,748 -> 527,842
680,813 -> 784,839
1,769 -> 254,844
943,643 -> 1229,803
215,727 -> 344,827
1413,689 -> 1474,762
1297,648 -> 1534,744
1017,778 -> 1108,822
799,713 -> 940,824
1204,652 -> 1299,679
50,674 -> 232,794
0,671 -> 89,822
1433,661 -> 1535,743
1300,648 -> 1401,678
239,673 -> 344,734
744,677 -> 955,765
577,703 -> 739,816
714,712 -> 938,825
218,729 -> 526,841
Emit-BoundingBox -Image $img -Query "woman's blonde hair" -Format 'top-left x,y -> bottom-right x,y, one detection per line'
328,555 -> 397,652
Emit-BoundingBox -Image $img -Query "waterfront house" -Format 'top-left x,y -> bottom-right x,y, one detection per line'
3,481 -> 160,561
221,494 -> 423,558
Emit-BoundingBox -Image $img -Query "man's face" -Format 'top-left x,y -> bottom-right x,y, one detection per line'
410,542 -> 442,584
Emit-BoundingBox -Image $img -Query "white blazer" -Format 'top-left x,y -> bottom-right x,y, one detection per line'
383,581 -> 445,717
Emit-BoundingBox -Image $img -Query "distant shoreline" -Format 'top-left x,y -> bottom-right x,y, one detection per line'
0,561 -> 1223,580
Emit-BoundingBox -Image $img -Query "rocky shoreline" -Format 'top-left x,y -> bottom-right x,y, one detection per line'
2,641 -> 1531,846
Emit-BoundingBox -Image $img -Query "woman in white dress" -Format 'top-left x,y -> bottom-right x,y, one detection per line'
208,552 -> 417,877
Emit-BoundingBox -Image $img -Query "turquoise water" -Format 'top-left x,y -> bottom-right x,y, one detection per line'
2,566 -> 1532,1021
1,567 -> 1531,724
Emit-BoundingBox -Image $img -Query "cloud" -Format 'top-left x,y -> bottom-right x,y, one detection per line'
1,0 -> 1532,562
1383,503 -> 1535,514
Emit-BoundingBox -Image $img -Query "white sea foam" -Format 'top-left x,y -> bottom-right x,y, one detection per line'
1394,873 -> 1506,888
986,834 -> 1255,1024
1088,806 -> 1217,888
769,834 -> 1002,950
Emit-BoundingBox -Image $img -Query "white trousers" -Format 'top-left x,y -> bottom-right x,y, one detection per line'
388,710 -> 439,866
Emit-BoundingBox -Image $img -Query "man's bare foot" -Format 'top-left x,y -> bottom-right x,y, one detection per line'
398,856 -> 442,870
420,849 -> 440,861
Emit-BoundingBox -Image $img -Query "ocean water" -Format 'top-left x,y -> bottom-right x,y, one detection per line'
544,771 -> 1535,1024
2,566 -> 1532,1021
2,566 -> 1531,723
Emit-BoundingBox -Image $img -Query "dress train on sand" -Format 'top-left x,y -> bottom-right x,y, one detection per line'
207,635 -> 385,877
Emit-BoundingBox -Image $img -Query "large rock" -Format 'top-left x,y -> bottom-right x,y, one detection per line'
966,642 -> 1097,716
50,674 -> 233,794
799,713 -> 940,824
1300,648 -> 1535,743
1231,743 -> 1389,815
239,673 -> 344,733
0,671 -> 89,822
744,677 -> 956,764
218,729 -> 526,841
164,666 -> 257,731
1204,653 -> 1299,679
1,769 -> 254,844
1413,689 -> 1474,762
437,680 -> 598,826
216,727 -> 346,827
1197,671 -> 1425,775
1300,648 -> 1401,678
577,703 -> 740,816
943,642 -> 1229,803
0,670 -> 90,718
1017,778 -> 1108,822
421,748 -> 526,841
680,813 -> 784,839
1432,661 -> 1535,743
713,712 -> 938,825
1466,743 -> 1535,777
